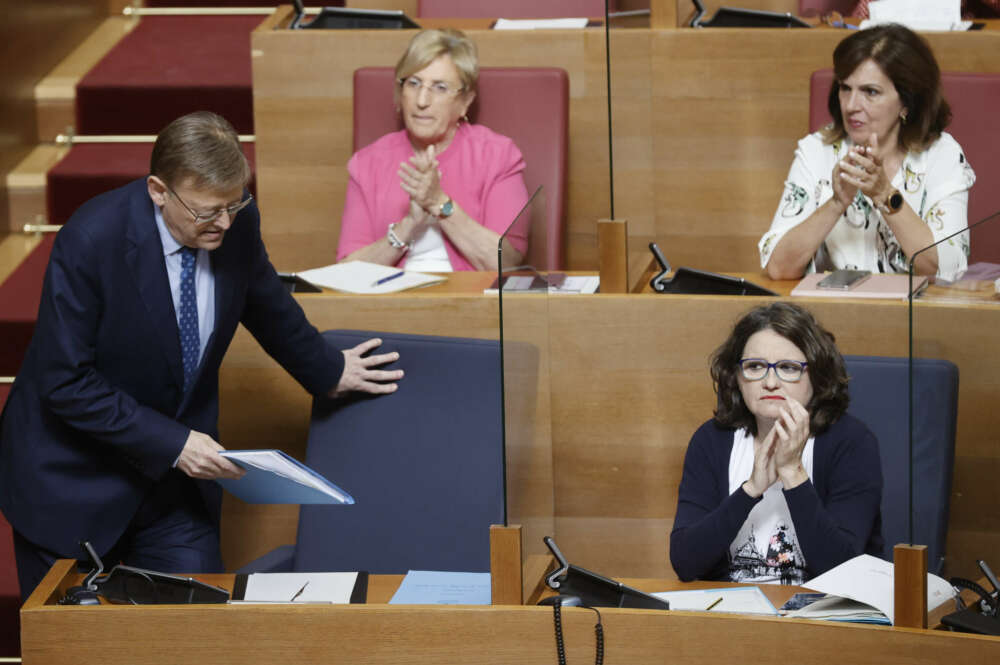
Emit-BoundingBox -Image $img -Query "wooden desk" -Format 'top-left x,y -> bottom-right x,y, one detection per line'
217,276 -> 1000,584
20,560 -> 999,665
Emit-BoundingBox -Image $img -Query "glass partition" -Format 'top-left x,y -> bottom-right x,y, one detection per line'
908,212 -> 1000,578
498,189 -> 554,556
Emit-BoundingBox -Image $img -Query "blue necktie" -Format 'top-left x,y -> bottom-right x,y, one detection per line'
178,247 -> 200,391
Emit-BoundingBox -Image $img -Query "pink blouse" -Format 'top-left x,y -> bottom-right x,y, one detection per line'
337,123 -> 530,271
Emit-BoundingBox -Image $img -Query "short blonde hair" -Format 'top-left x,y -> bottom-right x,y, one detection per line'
394,29 -> 478,101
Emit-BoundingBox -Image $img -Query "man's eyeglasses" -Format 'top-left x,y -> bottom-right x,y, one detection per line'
167,184 -> 253,225
739,359 -> 808,383
398,76 -> 464,99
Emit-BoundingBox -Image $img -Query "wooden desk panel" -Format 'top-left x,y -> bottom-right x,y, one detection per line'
217,284 -> 1000,584
21,561 -> 1000,665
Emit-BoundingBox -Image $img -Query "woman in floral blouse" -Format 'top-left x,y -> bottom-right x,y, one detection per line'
759,24 -> 975,281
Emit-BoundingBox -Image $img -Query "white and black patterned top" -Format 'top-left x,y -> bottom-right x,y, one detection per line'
759,131 -> 975,281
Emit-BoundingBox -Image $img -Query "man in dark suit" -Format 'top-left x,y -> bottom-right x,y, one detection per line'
0,112 -> 402,600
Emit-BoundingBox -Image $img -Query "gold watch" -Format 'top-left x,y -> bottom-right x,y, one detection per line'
879,189 -> 904,216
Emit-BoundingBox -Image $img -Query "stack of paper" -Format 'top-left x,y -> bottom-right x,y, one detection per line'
294,261 -> 446,294
494,18 -> 588,30
786,595 -> 890,624
800,554 -> 954,625
862,0 -> 970,31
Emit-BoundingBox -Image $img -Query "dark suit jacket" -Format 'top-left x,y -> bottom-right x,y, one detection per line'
0,178 -> 343,557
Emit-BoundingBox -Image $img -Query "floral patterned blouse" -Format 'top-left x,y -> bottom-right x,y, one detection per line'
759,131 -> 975,281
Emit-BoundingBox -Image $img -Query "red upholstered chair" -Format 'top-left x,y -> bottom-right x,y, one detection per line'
798,0 -> 855,16
418,0 -> 613,18
353,67 -> 568,270
810,69 -> 1000,264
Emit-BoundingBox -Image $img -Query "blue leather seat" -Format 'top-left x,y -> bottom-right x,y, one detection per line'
240,330 -> 504,574
844,355 -> 959,575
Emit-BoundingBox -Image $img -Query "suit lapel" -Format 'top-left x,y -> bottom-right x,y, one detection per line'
125,187 -> 186,391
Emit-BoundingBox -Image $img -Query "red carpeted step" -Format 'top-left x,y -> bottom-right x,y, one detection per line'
0,234 -> 54,377
75,15 -> 263,135
46,142 -> 256,227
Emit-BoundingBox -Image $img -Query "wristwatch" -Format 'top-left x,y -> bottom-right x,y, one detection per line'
879,189 -> 904,216
387,222 -> 410,252
437,197 -> 454,218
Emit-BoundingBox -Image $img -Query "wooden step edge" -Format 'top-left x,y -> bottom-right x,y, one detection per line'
33,16 -> 137,141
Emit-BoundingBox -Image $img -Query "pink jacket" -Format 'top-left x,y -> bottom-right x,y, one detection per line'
337,123 -> 530,270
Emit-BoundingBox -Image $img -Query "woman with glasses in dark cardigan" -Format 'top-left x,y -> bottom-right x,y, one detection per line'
670,302 -> 883,584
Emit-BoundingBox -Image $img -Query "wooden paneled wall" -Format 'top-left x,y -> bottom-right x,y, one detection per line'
0,0 -> 110,230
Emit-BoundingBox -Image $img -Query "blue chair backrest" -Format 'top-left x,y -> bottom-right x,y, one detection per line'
844,355 -> 958,575
293,330 -> 505,574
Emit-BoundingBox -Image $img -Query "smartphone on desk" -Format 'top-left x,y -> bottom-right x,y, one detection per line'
817,269 -> 871,290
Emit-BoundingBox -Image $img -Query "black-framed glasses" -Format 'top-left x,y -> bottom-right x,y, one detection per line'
739,358 -> 808,382
398,76 -> 464,99
166,184 -> 253,226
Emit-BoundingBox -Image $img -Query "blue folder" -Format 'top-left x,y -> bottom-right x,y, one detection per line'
216,450 -> 355,505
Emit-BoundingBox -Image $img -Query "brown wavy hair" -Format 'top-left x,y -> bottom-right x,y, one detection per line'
822,23 -> 951,153
711,302 -> 849,437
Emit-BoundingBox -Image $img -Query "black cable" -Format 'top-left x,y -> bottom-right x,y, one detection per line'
553,602 -> 567,665
550,602 -> 605,665
587,607 -> 604,665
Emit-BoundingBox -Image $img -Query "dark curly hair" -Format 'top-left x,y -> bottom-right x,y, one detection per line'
822,23 -> 951,153
711,302 -> 849,437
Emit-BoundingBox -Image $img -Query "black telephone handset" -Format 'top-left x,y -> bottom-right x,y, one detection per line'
942,559 -> 1000,635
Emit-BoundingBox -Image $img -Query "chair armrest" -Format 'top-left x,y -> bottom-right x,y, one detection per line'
234,545 -> 296,574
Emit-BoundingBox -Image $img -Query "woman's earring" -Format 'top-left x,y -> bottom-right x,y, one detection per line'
900,109 -> 908,124
461,113 -> 469,124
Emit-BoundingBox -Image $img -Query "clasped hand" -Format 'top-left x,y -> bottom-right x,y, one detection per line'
832,134 -> 893,212
743,397 -> 811,498
398,144 -> 445,214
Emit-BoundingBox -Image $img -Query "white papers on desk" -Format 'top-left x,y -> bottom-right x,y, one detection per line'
651,586 -> 779,615
389,570 -> 492,605
483,275 -> 599,294
494,18 -> 588,30
239,572 -> 360,603
801,554 -> 954,625
295,261 -> 446,294
862,0 -> 971,31
786,595 -> 890,624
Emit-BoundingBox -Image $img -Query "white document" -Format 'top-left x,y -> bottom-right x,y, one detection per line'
801,554 -> 954,625
863,0 -> 970,31
240,572 -> 359,603
494,18 -> 589,30
551,276 -> 600,294
295,261 -> 446,294
651,586 -> 778,615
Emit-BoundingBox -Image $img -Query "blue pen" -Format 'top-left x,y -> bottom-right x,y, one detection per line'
371,271 -> 405,287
